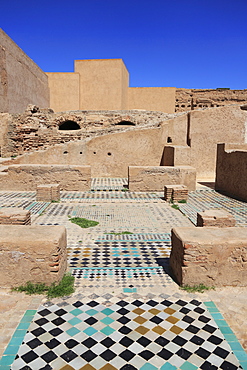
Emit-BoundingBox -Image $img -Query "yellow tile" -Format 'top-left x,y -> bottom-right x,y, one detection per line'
165,316 -> 179,324
148,308 -> 161,315
100,365 -> 117,370
61,365 -> 77,370
134,316 -> 147,324
152,326 -> 166,335
164,307 -> 176,315
135,325 -> 149,335
170,325 -> 183,334
79,365 -> 96,370
133,308 -> 145,315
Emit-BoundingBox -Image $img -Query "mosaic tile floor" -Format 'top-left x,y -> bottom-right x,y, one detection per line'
0,179 -> 247,370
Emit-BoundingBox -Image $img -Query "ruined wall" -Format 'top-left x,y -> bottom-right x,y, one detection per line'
0,29 -> 49,113
128,87 -> 176,113
215,143 -> 247,202
75,59 -> 129,110
47,73 -> 80,112
175,88 -> 247,113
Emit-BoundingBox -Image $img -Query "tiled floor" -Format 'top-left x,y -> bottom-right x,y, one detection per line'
0,179 -> 247,370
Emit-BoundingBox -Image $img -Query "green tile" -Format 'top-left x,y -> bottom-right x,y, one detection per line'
16,322 -> 30,330
12,329 -> 26,338
204,301 -> 218,308
83,327 -> 97,336
220,326 -> 234,334
70,308 -> 83,316
180,362 -> 198,370
0,356 -> 16,366
68,317 -> 82,326
100,326 -> 115,335
3,345 -> 20,355
101,317 -> 114,325
101,308 -> 114,316
230,341 -> 244,351
8,336 -> 23,346
210,313 -> 224,320
234,351 -> 247,361
23,310 -> 36,316
20,316 -> 33,323
160,363 -> 177,370
66,327 -> 80,336
215,319 -> 228,327
123,288 -> 132,293
140,364 -> 158,370
224,333 -> 238,342
240,361 -> 247,370
85,309 -> 98,316
0,364 -> 11,370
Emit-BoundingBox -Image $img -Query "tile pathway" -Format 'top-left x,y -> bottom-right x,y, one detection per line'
0,179 -> 246,369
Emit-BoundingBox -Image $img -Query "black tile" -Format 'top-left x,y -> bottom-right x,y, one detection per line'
150,316 -> 163,325
172,336 -> 187,346
208,335 -> 223,345
119,337 -> 134,347
137,336 -> 152,347
41,351 -> 58,363
190,299 -> 201,306
117,308 -> 130,315
40,365 -> 53,370
119,349 -> 136,361
61,350 -> 78,362
201,361 -> 218,370
213,347 -> 230,359
26,338 -> 42,349
220,361 -> 238,370
139,350 -> 155,360
100,349 -> 117,361
157,348 -> 173,360
195,347 -> 211,359
48,328 -> 63,336
176,348 -> 192,360
176,299 -> 187,306
34,318 -> 49,326
54,309 -> 67,316
202,324 -> 217,334
45,338 -> 61,349
185,324 -> 200,334
80,350 -> 97,362
120,365 -> 138,370
100,337 -> 115,348
84,317 -> 98,325
180,307 -> 190,315
51,317 -> 66,326
160,300 -> 172,307
21,350 -> 39,364
38,309 -> 52,317
73,301 -> 83,307
31,327 -> 46,337
190,335 -> 205,345
132,300 -> 143,307
65,339 -> 80,349
117,316 -> 131,325
194,307 -> 205,314
87,301 -> 99,307
182,315 -> 194,324
146,300 -> 158,307
118,326 -> 132,334
198,315 -> 211,323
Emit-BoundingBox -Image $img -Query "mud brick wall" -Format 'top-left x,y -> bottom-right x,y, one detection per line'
36,184 -> 60,202
0,225 -> 67,287
170,227 -> 247,287
197,210 -> 236,227
0,164 -> 91,191
0,208 -> 31,225
128,166 -> 196,192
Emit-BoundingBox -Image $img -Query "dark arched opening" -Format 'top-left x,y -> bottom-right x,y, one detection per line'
115,121 -> 136,126
59,120 -> 81,130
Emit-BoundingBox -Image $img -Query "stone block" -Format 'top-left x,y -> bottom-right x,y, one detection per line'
170,227 -> 247,287
36,183 -> 60,202
197,209 -> 236,227
0,225 -> 67,287
164,185 -> 174,202
0,208 -> 31,225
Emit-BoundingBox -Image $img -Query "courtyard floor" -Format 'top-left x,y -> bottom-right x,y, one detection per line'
0,179 -> 247,370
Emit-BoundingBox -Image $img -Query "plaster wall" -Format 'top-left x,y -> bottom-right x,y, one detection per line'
47,72 -> 80,112
188,106 -> 247,179
75,59 -> 129,110
0,29 -> 49,113
215,143 -> 247,202
128,87 -> 176,113
0,113 -> 10,155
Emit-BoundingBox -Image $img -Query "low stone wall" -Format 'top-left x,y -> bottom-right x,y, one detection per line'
36,184 -> 60,202
0,164 -> 91,191
170,227 -> 247,287
0,208 -> 31,225
128,166 -> 196,192
0,225 -> 67,287
197,210 -> 236,227
215,143 -> 247,202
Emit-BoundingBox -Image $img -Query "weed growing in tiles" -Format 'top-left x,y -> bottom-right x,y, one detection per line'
178,199 -> 187,203
106,231 -> 133,235
12,274 -> 75,298
171,204 -> 180,210
69,217 -> 99,228
180,284 -> 215,293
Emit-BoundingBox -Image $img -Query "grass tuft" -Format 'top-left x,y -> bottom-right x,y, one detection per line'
178,199 -> 187,203
171,204 -> 180,210
69,217 -> 99,228
106,231 -> 133,235
180,284 -> 215,293
12,274 -> 75,298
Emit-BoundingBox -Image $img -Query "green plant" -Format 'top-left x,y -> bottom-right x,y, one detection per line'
11,155 -> 17,159
121,188 -> 129,192
171,204 -> 180,210
180,284 -> 215,293
12,274 -> 75,298
106,231 -> 133,235
69,217 -> 99,228
51,200 -> 60,203
178,199 -> 187,203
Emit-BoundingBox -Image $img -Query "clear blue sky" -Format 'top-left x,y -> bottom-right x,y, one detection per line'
1,0 -> 246,89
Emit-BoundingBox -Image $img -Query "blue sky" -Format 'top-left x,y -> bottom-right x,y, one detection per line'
1,0 -> 246,89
